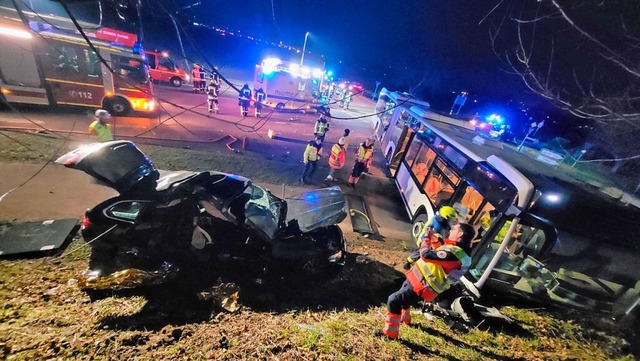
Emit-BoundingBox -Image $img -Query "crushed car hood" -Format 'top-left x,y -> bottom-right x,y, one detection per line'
285,186 -> 347,233
55,141 -> 159,194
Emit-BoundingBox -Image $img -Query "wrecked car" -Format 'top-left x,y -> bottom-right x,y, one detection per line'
56,141 -> 347,289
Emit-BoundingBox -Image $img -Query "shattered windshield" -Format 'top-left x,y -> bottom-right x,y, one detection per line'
243,185 -> 282,240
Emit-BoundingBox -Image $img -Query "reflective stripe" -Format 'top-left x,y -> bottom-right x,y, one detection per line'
413,245 -> 470,294
328,144 -> 343,168
356,144 -> 373,162
383,312 -> 401,338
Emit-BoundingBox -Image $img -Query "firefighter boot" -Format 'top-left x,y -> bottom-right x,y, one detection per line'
401,308 -> 411,325
373,311 -> 401,340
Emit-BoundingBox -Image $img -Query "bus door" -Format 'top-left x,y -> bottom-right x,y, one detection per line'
41,40 -> 103,107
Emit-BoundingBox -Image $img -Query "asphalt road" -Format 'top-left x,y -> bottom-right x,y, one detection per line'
0,84 -> 378,159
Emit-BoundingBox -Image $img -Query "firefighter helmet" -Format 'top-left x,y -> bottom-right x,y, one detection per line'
438,206 -> 457,220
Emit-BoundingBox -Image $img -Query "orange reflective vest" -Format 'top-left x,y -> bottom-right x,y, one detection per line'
405,243 -> 471,300
328,144 -> 346,169
356,143 -> 374,163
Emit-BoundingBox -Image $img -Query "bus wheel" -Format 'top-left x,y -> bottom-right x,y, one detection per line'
411,213 -> 428,243
170,77 -> 182,87
107,97 -> 131,116
275,103 -> 285,111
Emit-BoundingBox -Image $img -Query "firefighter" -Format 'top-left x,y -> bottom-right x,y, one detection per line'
88,109 -> 114,142
192,63 -> 202,93
413,205 -> 458,249
374,223 -> 474,340
347,136 -> 375,187
325,137 -> 346,181
238,83 -> 252,116
314,115 -> 330,142
198,66 -> 208,93
254,87 -> 266,117
301,136 -> 323,184
343,91 -> 353,109
206,78 -> 219,115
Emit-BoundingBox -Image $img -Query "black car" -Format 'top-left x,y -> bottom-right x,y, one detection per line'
56,141 -> 347,289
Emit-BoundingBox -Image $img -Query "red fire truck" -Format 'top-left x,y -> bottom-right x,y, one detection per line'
0,4 -> 155,116
145,50 -> 189,87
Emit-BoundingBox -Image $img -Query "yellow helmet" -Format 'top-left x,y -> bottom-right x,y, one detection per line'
439,206 -> 457,220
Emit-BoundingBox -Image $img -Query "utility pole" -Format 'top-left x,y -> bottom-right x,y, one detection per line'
300,32 -> 310,66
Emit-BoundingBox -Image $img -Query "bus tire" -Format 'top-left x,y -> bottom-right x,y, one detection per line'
106,97 -> 131,116
275,103 -> 285,111
170,77 -> 182,87
411,213 -> 428,243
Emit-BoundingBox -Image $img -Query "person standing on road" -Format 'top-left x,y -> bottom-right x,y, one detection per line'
342,129 -> 351,150
238,83 -> 252,116
89,109 -> 114,142
373,223 -> 474,340
325,137 -> 346,181
347,136 -> 375,187
254,87 -> 266,118
198,66 -> 207,93
301,136 -> 323,184
206,78 -> 219,115
343,91 -> 353,109
314,115 -> 330,142
192,64 -> 202,93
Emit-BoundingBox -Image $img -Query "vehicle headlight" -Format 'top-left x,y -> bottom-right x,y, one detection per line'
185,75 -> 190,81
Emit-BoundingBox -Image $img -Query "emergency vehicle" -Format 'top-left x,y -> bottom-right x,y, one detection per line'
145,50 -> 189,87
0,4 -> 155,116
253,58 -> 324,112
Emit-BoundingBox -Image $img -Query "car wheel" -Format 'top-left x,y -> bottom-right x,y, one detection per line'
106,97 -> 131,116
170,77 -> 182,87
275,102 -> 285,111
411,213 -> 428,243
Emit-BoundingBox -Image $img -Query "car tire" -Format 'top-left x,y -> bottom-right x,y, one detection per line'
170,77 -> 182,87
106,97 -> 131,116
411,213 -> 428,244
275,102 -> 285,111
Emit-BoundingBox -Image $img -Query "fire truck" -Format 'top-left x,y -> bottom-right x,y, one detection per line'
0,4 -> 155,116
253,58 -> 324,112
145,49 -> 189,87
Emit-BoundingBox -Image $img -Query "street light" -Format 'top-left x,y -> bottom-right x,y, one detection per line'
300,32 -> 310,66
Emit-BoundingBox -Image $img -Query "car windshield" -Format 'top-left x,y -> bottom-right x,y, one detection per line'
243,185 -> 282,240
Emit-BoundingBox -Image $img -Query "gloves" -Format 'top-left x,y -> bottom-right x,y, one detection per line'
403,261 -> 412,270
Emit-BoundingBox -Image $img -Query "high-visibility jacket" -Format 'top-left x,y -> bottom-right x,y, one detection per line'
314,119 -> 329,136
405,240 -> 471,300
89,120 -> 113,142
254,89 -> 266,103
328,144 -> 346,169
206,83 -> 219,99
355,143 -> 374,163
303,142 -> 322,162
192,67 -> 201,82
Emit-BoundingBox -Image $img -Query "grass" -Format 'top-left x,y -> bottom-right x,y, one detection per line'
0,130 -> 637,360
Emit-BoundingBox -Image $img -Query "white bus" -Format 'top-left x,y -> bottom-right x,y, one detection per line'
378,91 -> 559,292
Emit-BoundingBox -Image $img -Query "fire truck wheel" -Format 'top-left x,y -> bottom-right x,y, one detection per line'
170,77 -> 182,87
107,97 -> 131,116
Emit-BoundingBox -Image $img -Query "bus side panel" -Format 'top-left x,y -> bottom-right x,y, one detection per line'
39,39 -> 103,107
396,162 -> 435,220
0,29 -> 49,105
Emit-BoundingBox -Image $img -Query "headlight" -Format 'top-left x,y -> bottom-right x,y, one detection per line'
185,75 -> 190,81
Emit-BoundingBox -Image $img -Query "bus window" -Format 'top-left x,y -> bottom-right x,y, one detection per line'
112,55 -> 148,84
404,139 -> 422,169
424,161 -> 459,207
457,185 -> 488,222
411,147 -> 436,184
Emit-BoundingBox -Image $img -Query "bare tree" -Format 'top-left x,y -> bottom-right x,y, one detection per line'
487,0 -> 640,174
